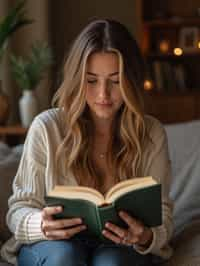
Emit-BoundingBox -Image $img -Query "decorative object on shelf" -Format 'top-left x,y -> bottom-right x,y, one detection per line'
179,27 -> 199,52
11,41 -> 53,127
19,90 -> 38,128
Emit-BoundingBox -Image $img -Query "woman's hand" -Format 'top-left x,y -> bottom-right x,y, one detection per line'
41,206 -> 87,240
102,211 -> 153,248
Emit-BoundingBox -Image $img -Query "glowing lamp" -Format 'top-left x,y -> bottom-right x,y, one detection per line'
144,80 -> 153,91
173,48 -> 183,56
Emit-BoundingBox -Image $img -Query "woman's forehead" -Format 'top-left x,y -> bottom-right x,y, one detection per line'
86,52 -> 119,76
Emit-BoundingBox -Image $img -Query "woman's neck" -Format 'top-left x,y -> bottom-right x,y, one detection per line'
92,117 -> 114,138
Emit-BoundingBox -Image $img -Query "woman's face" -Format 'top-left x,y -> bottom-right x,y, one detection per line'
85,52 -> 123,122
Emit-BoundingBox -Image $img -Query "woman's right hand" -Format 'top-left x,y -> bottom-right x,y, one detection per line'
41,206 -> 87,240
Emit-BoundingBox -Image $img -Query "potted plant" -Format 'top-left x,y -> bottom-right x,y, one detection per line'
11,41 -> 53,127
0,0 -> 32,124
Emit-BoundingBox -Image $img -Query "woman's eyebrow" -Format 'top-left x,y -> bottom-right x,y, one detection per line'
86,71 -> 119,77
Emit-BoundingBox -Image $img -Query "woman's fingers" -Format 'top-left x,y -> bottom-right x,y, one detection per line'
42,217 -> 83,231
119,211 -> 142,231
102,211 -> 152,246
45,224 -> 87,240
104,222 -> 126,239
102,229 -> 121,244
119,211 -> 145,236
42,206 -> 62,220
41,206 -> 86,240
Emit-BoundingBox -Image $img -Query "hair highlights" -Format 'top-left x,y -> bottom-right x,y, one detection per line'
52,19 -> 146,189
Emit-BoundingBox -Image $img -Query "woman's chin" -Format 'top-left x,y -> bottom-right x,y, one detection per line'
94,111 -> 115,120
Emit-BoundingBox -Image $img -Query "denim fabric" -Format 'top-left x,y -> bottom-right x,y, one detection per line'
18,234 -> 158,266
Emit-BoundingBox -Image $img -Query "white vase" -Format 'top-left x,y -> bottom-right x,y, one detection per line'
19,90 -> 39,127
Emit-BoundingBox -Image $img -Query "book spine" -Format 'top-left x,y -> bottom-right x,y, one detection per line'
95,206 -> 104,238
152,60 -> 164,92
174,64 -> 187,92
98,204 -> 119,228
97,204 -> 118,242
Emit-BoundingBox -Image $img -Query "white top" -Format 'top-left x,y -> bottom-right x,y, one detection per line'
1,108 -> 173,265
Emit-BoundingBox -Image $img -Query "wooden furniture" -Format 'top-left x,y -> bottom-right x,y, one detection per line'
143,91 -> 200,124
140,0 -> 200,123
0,125 -> 28,145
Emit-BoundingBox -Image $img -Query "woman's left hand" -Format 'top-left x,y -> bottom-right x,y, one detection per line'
102,210 -> 153,248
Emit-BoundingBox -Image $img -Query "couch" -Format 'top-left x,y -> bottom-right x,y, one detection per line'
0,143 -> 23,266
1,120 -> 200,265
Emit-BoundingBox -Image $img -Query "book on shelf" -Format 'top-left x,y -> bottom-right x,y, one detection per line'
151,60 -> 188,92
173,64 -> 187,92
162,61 -> 177,92
152,61 -> 164,91
45,176 -> 162,240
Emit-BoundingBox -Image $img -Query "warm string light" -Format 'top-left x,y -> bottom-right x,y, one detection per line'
173,43 -> 200,54
174,48 -> 183,56
144,80 -> 154,91
159,40 -> 170,54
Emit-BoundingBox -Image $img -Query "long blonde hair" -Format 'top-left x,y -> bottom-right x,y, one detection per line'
52,19 -> 147,189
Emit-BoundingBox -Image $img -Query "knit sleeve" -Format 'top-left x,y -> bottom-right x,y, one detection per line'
6,117 -> 48,244
134,117 -> 173,259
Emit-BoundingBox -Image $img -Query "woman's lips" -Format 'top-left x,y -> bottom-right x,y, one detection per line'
95,102 -> 112,107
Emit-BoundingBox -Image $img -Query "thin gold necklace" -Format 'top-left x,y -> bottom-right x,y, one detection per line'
99,153 -> 106,159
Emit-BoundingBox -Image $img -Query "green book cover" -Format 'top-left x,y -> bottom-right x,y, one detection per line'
45,177 -> 162,240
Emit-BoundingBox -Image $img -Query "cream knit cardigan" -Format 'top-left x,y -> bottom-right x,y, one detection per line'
1,108 -> 173,265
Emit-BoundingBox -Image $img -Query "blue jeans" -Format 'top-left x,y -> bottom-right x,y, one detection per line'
18,234 -> 160,266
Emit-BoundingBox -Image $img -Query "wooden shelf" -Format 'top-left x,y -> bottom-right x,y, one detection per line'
144,17 -> 200,28
146,52 -> 200,60
143,90 -> 200,96
143,91 -> 200,123
0,125 -> 28,145
0,125 -> 28,136
141,0 -> 200,123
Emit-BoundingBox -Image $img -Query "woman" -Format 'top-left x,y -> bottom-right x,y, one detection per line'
1,19 -> 173,266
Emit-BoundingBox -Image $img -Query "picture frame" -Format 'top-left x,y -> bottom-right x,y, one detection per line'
179,27 -> 199,52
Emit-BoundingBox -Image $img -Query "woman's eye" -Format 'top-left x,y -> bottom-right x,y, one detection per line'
87,80 -> 97,84
110,80 -> 119,84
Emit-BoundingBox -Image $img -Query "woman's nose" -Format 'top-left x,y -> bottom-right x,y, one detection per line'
99,81 -> 109,98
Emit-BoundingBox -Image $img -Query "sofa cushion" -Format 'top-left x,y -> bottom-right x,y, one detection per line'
164,220 -> 200,266
165,120 -> 200,178
0,143 -> 23,242
165,120 -> 200,236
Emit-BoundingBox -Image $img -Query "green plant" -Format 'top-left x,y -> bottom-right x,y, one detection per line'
0,0 -> 32,62
11,42 -> 53,91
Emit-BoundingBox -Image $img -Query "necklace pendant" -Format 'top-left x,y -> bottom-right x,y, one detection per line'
99,153 -> 105,159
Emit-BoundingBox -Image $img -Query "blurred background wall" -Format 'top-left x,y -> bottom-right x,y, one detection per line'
0,0 -> 141,124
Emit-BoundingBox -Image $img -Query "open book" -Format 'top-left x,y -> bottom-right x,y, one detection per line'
45,176 -> 162,239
